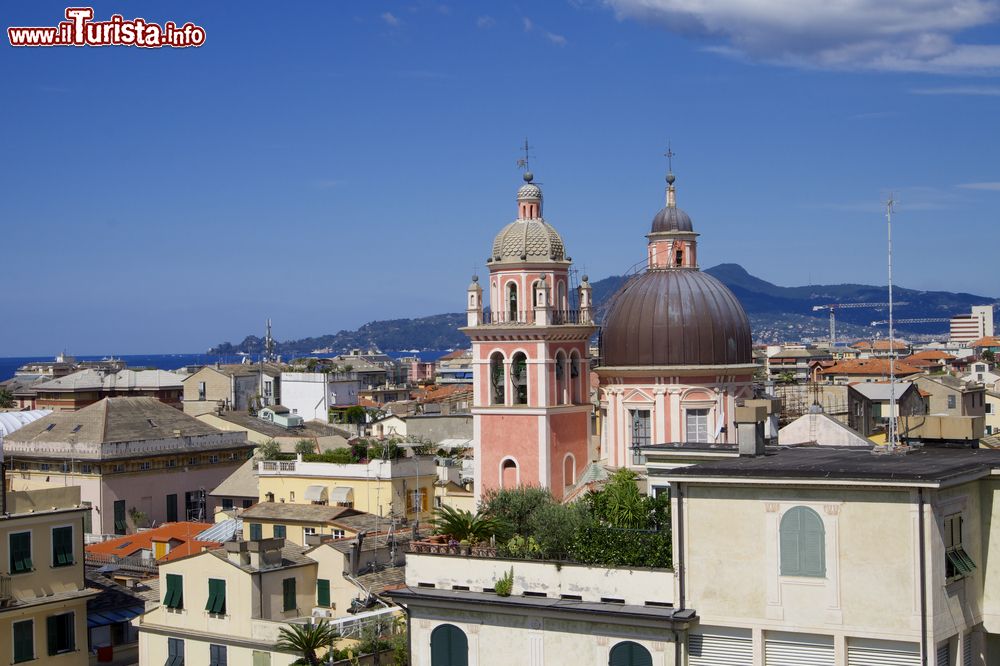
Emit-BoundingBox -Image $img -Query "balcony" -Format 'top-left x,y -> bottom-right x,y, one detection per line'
257,455 -> 437,480
403,549 -> 674,607
0,574 -> 12,607
481,309 -> 590,326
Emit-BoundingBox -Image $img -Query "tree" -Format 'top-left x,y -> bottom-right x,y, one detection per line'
295,439 -> 316,456
344,406 -> 367,434
480,486 -> 554,543
0,388 -> 14,409
276,620 -> 339,666
983,349 -> 996,364
431,505 -> 501,543
256,439 -> 281,461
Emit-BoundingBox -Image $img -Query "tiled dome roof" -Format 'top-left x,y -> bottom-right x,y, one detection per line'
491,220 -> 565,263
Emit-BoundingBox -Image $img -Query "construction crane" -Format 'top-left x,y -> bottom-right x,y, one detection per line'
811,302 -> 908,347
870,317 -> 951,326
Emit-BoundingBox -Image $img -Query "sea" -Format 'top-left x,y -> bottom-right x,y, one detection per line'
0,349 -> 452,383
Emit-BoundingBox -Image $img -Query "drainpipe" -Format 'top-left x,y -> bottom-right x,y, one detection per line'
676,482 -> 685,611
918,488 -> 928,666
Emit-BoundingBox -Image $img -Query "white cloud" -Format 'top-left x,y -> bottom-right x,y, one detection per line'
523,17 -> 535,32
604,0 -> 1000,73
381,12 -> 401,27
476,15 -> 496,29
546,32 -> 568,46
958,181 -> 1000,190
910,85 -> 1000,95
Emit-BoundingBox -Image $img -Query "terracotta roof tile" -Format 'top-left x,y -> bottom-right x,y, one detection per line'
818,358 -> 921,376
86,522 -> 220,561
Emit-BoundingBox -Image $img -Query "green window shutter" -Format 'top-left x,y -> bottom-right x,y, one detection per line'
114,500 -> 127,534
10,532 -> 31,573
206,579 -> 221,613
249,523 -> 262,541
166,494 -> 178,523
273,524 -> 286,539
610,641 -> 653,666
317,579 -> 331,607
780,507 -> 825,577
431,625 -> 468,666
13,620 -> 33,663
252,651 -> 271,666
283,578 -> 296,611
46,615 -> 58,655
53,526 -> 73,566
165,573 -> 184,609
214,579 -> 227,614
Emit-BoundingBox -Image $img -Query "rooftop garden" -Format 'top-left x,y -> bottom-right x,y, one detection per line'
420,469 -> 672,569
256,437 -> 433,464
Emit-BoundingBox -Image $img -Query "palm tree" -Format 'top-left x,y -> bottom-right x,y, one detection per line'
431,505 -> 502,543
276,620 -> 339,666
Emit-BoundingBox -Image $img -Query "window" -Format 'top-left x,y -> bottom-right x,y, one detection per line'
166,494 -> 178,523
430,624 -> 468,666
652,485 -> 671,500
9,531 -> 32,573
273,525 -> 286,539
685,408 -> 709,443
331,529 -> 345,539
12,619 -> 33,663
410,489 -> 428,513
944,514 -> 976,580
206,579 -> 226,615
304,527 -> 317,536
507,282 -> 519,321
187,457 -> 198,466
780,506 -> 826,577
166,638 -> 185,665
282,577 -> 296,612
500,459 -> 518,488
52,526 -> 73,567
111,463 -> 125,473
209,644 -> 228,666
609,641 -> 653,666
114,500 -> 127,534
222,498 -> 234,511
630,409 -> 651,464
80,464 -> 92,474
208,455 -> 219,464
164,573 -> 184,609
490,352 -> 506,405
198,382 -> 207,401
252,651 -> 271,666
948,394 -> 957,410
317,579 -> 331,607
139,461 -> 151,471
511,352 -> 528,405
987,403 -> 995,415
554,351 -> 567,404
167,459 -> 176,468
82,502 -> 93,534
249,523 -> 263,541
242,499 -> 253,509
185,490 -> 205,521
46,612 -> 75,655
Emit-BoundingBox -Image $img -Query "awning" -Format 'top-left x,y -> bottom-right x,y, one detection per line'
330,487 -> 353,503
87,606 -> 143,628
304,485 -> 328,502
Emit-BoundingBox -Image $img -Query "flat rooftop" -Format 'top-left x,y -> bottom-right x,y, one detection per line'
666,446 -> 1000,486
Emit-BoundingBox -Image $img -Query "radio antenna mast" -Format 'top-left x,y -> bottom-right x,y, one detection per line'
886,194 -> 898,450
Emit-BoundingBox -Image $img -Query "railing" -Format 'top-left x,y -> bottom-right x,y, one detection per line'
0,574 -> 12,605
259,460 -> 297,473
85,551 -> 158,573
482,309 -> 589,326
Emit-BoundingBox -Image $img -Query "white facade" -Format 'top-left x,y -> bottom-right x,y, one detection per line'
951,306 -> 995,346
280,372 -> 360,421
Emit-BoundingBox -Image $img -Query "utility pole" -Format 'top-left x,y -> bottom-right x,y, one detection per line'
886,194 -> 898,450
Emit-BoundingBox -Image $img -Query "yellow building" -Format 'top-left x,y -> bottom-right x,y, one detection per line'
0,486 -> 97,665
135,536 -> 405,665
256,455 -> 437,522
239,503 -> 385,547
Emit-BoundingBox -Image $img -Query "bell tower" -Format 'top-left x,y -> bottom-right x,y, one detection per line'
462,169 -> 596,503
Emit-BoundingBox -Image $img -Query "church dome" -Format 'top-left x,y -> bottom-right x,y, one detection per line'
491,219 -> 565,262
650,206 -> 693,233
600,267 -> 752,367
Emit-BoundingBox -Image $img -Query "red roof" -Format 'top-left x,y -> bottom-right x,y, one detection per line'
971,336 -> 1000,348
86,522 -> 220,562
851,340 -> 909,351
437,349 -> 471,362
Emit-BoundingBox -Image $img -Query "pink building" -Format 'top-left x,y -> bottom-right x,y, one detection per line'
463,172 -> 596,502
597,169 -> 756,466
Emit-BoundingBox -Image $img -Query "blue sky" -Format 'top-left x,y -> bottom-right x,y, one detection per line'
3,1 -> 999,355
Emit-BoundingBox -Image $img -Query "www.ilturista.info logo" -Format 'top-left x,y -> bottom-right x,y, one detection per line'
8,7 -> 206,48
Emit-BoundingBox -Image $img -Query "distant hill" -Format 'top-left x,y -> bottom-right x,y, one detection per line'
209,264 -> 998,354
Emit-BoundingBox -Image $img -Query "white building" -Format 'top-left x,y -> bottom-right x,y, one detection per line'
280,372 -> 361,421
951,306 -> 995,346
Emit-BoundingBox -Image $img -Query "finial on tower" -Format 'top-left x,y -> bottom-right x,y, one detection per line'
664,142 -> 677,207
517,137 -> 533,174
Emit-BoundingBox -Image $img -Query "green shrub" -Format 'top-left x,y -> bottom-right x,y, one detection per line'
481,486 -> 554,543
303,448 -> 353,464
527,501 -> 592,558
494,567 -> 514,597
570,526 -> 672,568
502,535 -> 541,559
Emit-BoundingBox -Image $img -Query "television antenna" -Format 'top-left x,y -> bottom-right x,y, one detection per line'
885,194 -> 899,450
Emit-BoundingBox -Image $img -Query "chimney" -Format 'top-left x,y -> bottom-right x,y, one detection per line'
225,540 -> 251,567
349,531 -> 367,576
735,405 -> 767,457
248,537 -> 285,570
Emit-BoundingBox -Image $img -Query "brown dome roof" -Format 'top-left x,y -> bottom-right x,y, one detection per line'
650,206 -> 693,233
600,269 -> 752,367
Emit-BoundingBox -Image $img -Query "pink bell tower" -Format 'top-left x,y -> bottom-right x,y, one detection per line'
463,169 -> 596,503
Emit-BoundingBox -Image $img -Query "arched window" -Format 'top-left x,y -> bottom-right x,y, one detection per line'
563,453 -> 576,487
555,350 -> 567,405
431,624 -> 468,666
511,352 -> 528,405
490,352 -> 506,405
780,506 -> 826,577
557,280 -> 566,311
609,641 -> 652,666
500,458 -> 518,488
507,282 -> 519,322
569,351 -> 582,404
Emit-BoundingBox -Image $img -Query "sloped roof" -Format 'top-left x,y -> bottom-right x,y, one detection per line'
8,397 -> 223,444
850,381 -> 916,401
971,336 -> 1000,348
819,359 -> 921,376
86,522 -> 221,562
240,502 -> 362,523
209,457 -> 259,499
34,369 -> 184,392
